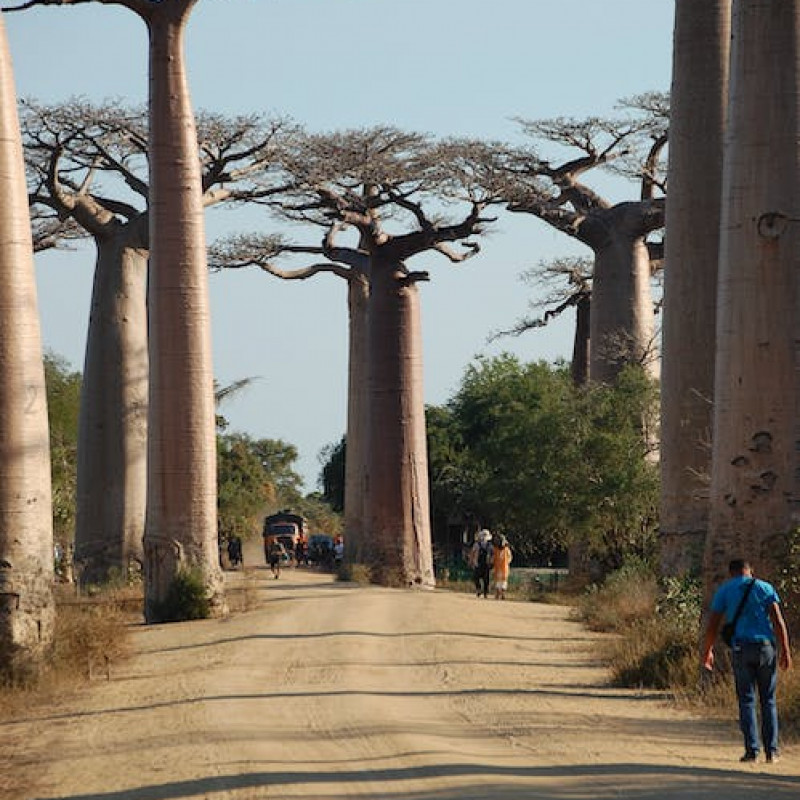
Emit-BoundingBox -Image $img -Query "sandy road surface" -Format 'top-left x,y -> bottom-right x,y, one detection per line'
4,559 -> 799,800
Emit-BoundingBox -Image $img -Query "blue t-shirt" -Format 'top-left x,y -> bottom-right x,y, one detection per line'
711,575 -> 780,643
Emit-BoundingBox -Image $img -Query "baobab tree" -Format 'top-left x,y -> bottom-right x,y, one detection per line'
24,99 -> 288,584
504,101 -> 667,384
216,127 -> 502,586
706,0 -> 800,595
0,17 -> 54,678
660,0 -> 730,578
5,0 -> 224,620
209,227 -> 372,565
490,256 -> 593,386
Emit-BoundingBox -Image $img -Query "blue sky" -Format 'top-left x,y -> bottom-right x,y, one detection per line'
5,0 -> 674,489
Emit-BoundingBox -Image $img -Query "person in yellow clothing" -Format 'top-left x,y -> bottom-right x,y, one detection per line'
492,535 -> 513,600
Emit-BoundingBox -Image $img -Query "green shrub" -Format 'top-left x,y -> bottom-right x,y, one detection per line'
152,568 -> 211,622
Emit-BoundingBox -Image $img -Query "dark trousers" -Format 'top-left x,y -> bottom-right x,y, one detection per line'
474,566 -> 490,597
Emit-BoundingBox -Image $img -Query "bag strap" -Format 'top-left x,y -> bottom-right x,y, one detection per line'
729,577 -> 756,629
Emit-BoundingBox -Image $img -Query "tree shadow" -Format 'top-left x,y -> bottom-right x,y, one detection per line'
30,761 -> 800,800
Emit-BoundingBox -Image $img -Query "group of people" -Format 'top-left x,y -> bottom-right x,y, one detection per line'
468,529 -> 513,600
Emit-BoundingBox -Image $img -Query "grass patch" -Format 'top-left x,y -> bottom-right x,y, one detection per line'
577,561 -> 800,740
0,583 -> 139,800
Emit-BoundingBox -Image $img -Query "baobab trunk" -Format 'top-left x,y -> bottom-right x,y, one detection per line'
143,4 -> 224,620
344,272 -> 369,563
365,259 -> 434,587
570,294 -> 590,386
75,220 -> 148,584
660,0 -> 730,577
0,18 -> 54,676
706,0 -> 800,597
588,205 -> 659,385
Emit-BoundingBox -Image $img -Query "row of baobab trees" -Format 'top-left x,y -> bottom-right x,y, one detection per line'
0,0 -> 795,678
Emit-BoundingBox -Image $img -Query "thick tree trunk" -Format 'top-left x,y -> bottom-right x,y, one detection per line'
143,4 -> 225,620
706,0 -> 800,598
365,258 -> 434,587
660,0 -> 730,577
344,273 -> 369,563
0,18 -> 55,676
588,205 -> 659,385
75,220 -> 148,584
570,294 -> 590,386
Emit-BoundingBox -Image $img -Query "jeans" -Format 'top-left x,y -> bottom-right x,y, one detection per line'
732,640 -> 778,755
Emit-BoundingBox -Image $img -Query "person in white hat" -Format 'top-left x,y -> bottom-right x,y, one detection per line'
468,529 -> 493,598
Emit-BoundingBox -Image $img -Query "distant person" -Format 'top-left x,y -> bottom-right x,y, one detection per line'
491,535 -> 513,600
295,535 -> 308,567
469,530 -> 493,598
267,540 -> 286,579
333,536 -> 344,566
227,535 -> 243,569
702,558 -> 792,763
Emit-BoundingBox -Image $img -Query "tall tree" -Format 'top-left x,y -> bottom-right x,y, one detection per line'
660,0 -> 730,577
6,0 -> 224,619
504,102 -> 667,384
215,128 -> 501,586
209,226 -> 372,566
491,256 -> 593,386
0,16 -> 54,678
24,100 -> 286,584
706,0 -> 800,594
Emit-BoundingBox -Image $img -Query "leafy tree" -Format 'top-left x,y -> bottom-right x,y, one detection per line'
319,437 -> 345,514
216,433 -> 275,544
43,353 -> 81,549
429,356 -> 659,574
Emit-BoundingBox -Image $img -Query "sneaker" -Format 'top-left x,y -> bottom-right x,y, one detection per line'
766,751 -> 781,764
740,751 -> 758,763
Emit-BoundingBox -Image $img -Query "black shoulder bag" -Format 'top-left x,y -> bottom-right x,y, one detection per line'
721,578 -> 756,647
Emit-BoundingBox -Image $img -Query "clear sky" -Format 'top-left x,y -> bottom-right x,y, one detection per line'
4,0 -> 675,489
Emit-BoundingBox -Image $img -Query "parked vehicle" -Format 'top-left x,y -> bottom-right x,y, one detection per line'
307,533 -> 335,567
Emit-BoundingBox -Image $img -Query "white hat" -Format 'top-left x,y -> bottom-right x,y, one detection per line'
478,529 -> 492,543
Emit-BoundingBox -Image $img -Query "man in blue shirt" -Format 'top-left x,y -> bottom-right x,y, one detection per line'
702,558 -> 792,763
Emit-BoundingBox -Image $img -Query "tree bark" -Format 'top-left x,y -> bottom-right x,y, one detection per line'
75,217 -> 148,584
143,2 -> 225,620
660,0 -> 730,577
587,203 -> 660,385
365,258 -> 434,587
344,271 -> 369,563
706,0 -> 800,597
0,17 -> 55,676
571,294 -> 591,386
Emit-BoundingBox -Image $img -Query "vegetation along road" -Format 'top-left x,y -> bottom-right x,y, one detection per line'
5,563 -> 799,800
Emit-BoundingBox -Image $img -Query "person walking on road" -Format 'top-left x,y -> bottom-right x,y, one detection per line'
267,540 -> 287,579
469,530 -> 493,598
702,558 -> 792,764
491,535 -> 513,600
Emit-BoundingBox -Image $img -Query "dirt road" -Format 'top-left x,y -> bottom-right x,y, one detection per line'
5,559 -> 799,800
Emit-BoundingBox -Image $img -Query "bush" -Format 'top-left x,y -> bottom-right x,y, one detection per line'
607,618 -> 698,690
151,568 -> 211,622
576,557 -> 658,632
